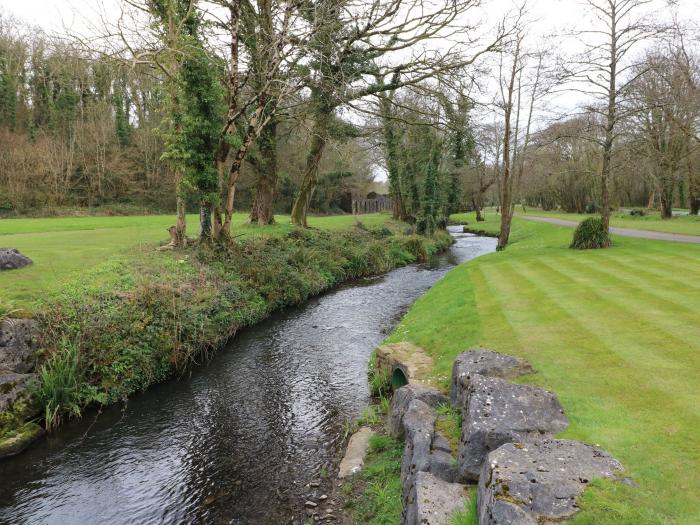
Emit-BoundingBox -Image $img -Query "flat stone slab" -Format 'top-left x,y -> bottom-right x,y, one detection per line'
0,248 -> 32,271
451,349 -> 534,408
406,471 -> 468,525
458,375 -> 568,480
389,384 -> 447,439
478,440 -> 623,524
338,427 -> 375,478
0,319 -> 37,374
0,371 -> 37,413
375,342 -> 435,388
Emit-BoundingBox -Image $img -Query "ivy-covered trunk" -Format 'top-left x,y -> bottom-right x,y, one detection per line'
291,109 -> 331,227
249,118 -> 278,225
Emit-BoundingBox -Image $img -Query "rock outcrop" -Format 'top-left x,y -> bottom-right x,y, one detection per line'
450,349 -> 533,408
0,371 -> 37,413
458,375 -> 568,480
406,471 -> 468,525
0,248 -> 32,271
477,440 -> 623,524
0,319 -> 38,374
400,399 -> 463,524
389,384 -> 447,439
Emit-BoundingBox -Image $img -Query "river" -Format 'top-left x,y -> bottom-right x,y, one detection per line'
0,227 -> 495,524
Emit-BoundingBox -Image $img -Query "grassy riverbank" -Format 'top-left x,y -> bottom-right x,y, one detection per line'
2,216 -> 453,442
0,213 -> 390,309
352,214 -> 700,524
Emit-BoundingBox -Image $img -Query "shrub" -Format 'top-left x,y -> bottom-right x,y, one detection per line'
570,217 -> 611,249
585,202 -> 600,214
629,208 -> 646,217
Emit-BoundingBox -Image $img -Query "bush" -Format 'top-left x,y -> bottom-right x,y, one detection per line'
629,208 -> 646,217
585,202 -> 601,214
570,217 -> 611,249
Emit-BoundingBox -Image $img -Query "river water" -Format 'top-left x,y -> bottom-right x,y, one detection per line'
0,227 -> 495,525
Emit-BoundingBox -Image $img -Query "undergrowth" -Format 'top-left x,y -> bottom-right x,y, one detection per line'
32,225 -> 453,430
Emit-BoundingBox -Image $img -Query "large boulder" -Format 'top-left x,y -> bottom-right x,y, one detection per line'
0,319 -> 37,374
0,248 -> 32,271
458,375 -> 568,481
389,384 -> 447,439
477,440 -> 623,524
450,349 -> 533,408
405,471 -> 468,525
0,422 -> 44,460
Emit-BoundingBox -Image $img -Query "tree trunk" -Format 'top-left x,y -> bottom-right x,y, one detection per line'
497,39 -> 520,251
175,174 -> 187,247
291,110 -> 331,227
199,203 -> 212,240
473,197 -> 484,222
249,118 -> 278,225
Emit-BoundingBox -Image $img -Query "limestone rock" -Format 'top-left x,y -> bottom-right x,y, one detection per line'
477,440 -> 623,525
0,248 -> 32,271
338,427 -> 374,478
450,349 -> 533,408
0,371 -> 37,413
0,319 -> 37,374
389,384 -> 447,439
406,471 -> 468,525
458,375 -> 568,481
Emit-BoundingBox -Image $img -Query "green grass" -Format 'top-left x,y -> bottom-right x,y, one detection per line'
519,209 -> 700,236
385,212 -> 700,524
0,212 -> 390,308
344,434 -> 404,525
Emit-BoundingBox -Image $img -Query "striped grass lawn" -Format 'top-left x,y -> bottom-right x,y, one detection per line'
0,212 -> 390,309
387,215 -> 700,524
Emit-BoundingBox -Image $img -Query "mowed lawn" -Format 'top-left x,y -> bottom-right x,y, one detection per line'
519,208 -> 700,236
387,215 -> 700,524
0,212 -> 390,308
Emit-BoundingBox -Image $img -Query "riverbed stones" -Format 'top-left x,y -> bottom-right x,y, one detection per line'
0,319 -> 38,374
0,422 -> 44,460
477,440 -> 623,525
458,375 -> 568,481
0,249 -> 32,271
450,349 -> 533,408
375,342 -> 434,388
404,471 -> 468,525
389,384 -> 447,439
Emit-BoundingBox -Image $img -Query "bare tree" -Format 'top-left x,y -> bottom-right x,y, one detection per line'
573,0 -> 658,231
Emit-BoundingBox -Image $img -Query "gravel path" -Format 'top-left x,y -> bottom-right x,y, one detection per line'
518,215 -> 700,244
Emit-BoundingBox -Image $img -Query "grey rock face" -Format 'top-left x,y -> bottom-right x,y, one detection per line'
405,471 -> 468,525
477,440 -> 623,525
458,375 -> 568,481
0,249 -> 32,271
0,371 -> 37,413
450,349 -> 533,408
389,384 -> 447,439
400,400 -> 465,524
0,319 -> 37,374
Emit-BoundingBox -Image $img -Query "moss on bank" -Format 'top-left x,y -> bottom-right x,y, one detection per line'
29,224 -> 453,430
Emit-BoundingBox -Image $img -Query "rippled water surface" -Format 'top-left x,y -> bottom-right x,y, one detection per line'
0,228 -> 495,524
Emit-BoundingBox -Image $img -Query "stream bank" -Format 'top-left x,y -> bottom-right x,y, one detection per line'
0,226 -> 494,524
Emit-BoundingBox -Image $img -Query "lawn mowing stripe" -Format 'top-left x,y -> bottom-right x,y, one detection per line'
521,257 -> 700,375
488,260 -> 700,482
563,252 -> 700,309
509,259 -> 700,418
591,251 -> 700,294
547,254 -> 700,339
